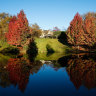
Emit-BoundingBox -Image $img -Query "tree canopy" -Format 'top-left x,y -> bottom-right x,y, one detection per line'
6,10 -> 29,46
66,12 -> 96,48
29,23 -> 42,38
0,13 -> 11,40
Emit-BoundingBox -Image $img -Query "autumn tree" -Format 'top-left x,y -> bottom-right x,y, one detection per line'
83,12 -> 96,46
66,13 -> 85,48
66,12 -> 96,50
17,10 -> 29,45
6,10 -> 29,46
29,23 -> 42,38
6,16 -> 20,45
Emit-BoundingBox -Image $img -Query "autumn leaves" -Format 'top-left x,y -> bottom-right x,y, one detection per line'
4,10 -> 96,52
66,12 -> 96,48
6,10 -> 29,46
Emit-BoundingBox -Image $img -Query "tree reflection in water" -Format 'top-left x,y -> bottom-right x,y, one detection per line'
7,57 -> 30,92
0,53 -> 96,93
0,54 -> 43,92
58,53 -> 96,89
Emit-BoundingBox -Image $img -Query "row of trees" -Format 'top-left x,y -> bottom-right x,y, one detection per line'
0,10 -> 64,48
66,12 -> 96,49
1,10 -> 96,51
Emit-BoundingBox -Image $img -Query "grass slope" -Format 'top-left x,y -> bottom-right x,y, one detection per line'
35,38 -> 70,53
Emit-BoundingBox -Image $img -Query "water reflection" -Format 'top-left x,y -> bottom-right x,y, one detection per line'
42,53 -> 96,90
0,54 -> 43,93
65,54 -> 96,89
0,53 -> 96,95
7,57 -> 30,92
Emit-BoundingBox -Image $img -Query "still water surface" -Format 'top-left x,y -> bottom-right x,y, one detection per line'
0,53 -> 96,96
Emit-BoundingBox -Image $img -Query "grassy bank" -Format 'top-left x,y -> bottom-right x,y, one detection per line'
35,38 -> 70,53
0,40 -> 19,55
0,38 -> 71,55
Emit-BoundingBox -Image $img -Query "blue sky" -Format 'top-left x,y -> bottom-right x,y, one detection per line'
0,0 -> 96,30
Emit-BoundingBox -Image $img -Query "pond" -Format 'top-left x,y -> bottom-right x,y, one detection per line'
0,53 -> 96,96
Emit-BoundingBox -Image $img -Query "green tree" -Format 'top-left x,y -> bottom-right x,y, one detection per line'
53,31 -> 62,38
30,23 -> 42,38
0,13 -> 11,40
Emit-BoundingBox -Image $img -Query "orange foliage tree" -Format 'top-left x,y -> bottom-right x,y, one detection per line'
66,13 -> 85,47
66,12 -> 96,49
83,13 -> 96,46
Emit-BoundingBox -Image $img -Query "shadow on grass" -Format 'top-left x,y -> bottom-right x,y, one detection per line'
26,39 -> 38,62
46,44 -> 55,57
0,47 -> 19,55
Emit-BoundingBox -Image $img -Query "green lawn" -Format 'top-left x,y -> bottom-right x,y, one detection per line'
35,38 -> 70,53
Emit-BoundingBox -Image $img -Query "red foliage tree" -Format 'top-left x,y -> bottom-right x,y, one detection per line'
66,13 -> 85,47
6,16 -> 21,45
17,10 -> 29,45
83,13 -> 96,46
6,10 -> 29,46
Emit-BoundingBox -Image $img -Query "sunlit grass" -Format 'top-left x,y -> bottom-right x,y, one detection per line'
35,38 -> 70,53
